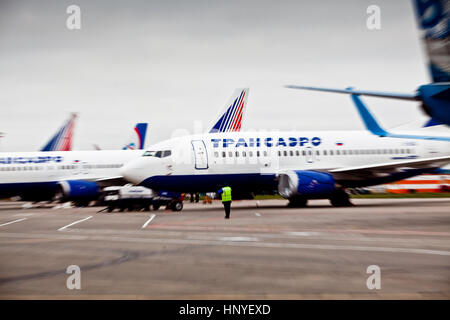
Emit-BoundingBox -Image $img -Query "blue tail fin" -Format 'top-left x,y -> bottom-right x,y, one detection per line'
413,0 -> 450,83
122,123 -> 148,150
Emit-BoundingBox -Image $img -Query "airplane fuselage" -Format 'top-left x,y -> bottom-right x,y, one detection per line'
121,130 -> 450,194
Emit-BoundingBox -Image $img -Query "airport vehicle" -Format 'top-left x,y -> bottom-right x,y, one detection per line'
103,185 -> 155,212
120,96 -> 450,208
287,0 -> 449,127
151,190 -> 184,211
0,88 -> 248,205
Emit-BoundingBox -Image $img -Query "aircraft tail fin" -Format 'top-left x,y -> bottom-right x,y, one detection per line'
209,88 -> 249,133
122,123 -> 148,150
413,0 -> 450,83
41,113 -> 77,151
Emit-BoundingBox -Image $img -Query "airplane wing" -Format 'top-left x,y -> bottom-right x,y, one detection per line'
328,155 -> 450,182
61,176 -> 127,187
285,85 -> 420,101
94,176 -> 127,186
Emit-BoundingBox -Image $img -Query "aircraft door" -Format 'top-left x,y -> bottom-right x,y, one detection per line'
191,140 -> 209,170
305,146 -> 315,163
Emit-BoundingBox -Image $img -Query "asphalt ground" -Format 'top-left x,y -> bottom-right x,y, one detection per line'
0,198 -> 449,299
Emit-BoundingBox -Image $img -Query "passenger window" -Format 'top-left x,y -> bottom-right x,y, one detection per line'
222,151 -> 226,157
336,150 -> 340,155
290,150 -> 293,156
257,151 -> 260,157
249,151 -> 253,157
330,150 -> 333,155
229,152 -> 233,157
316,150 -> 320,155
263,151 -> 268,157
283,151 -> 288,157
242,151 -> 246,157
296,150 -> 300,156
235,151 -> 239,157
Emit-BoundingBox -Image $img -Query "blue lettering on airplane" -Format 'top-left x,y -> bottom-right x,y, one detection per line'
211,137 -> 322,148
0,156 -> 64,164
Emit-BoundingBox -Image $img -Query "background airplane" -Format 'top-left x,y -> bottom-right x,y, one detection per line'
287,0 -> 449,127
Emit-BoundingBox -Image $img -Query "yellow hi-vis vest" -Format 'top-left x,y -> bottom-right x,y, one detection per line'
221,186 -> 232,202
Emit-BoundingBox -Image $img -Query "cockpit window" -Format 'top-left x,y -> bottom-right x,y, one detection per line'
143,151 -> 157,157
142,150 -> 171,158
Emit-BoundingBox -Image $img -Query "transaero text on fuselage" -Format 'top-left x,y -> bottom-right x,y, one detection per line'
211,136 -> 322,148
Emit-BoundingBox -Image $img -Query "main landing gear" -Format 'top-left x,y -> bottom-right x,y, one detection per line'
287,196 -> 308,208
286,189 -> 353,208
329,189 -> 353,207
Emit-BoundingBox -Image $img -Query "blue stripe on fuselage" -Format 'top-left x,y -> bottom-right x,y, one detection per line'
0,182 -> 58,200
140,173 -> 278,193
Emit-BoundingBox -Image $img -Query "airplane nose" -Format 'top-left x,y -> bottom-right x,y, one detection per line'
120,160 -> 147,184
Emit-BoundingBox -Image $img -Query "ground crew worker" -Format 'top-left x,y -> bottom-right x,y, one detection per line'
217,186 -> 232,219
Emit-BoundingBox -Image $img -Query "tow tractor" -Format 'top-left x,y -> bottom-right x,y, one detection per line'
102,185 -> 184,212
151,190 -> 184,211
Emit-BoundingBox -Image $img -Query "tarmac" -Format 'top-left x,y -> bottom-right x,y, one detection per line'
0,198 -> 449,299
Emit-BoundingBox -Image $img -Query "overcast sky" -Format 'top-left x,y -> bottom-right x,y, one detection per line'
0,0 -> 431,151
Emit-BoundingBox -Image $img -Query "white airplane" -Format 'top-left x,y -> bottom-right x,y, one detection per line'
120,95 -> 450,208
0,89 -> 248,205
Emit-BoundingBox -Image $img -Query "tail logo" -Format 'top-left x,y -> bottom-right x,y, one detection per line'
210,90 -> 247,133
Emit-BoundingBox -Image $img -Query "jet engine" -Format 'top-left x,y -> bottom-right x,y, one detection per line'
278,170 -> 336,199
56,180 -> 99,205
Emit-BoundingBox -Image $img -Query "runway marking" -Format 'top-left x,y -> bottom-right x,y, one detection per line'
286,231 -> 320,236
58,216 -> 93,231
0,232 -> 449,256
217,236 -> 259,242
142,214 -> 156,229
255,213 -> 261,217
0,218 -> 27,227
13,213 -> 34,217
147,223 -> 450,237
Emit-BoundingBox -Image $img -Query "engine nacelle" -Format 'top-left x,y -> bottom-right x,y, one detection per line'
57,180 -> 99,202
278,170 -> 336,199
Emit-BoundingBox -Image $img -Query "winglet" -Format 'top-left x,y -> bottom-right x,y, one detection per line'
350,93 -> 388,136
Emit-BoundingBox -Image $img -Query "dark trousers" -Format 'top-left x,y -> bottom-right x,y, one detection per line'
222,201 -> 231,218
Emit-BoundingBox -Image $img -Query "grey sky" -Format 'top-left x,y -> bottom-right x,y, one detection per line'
0,0 -> 430,151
